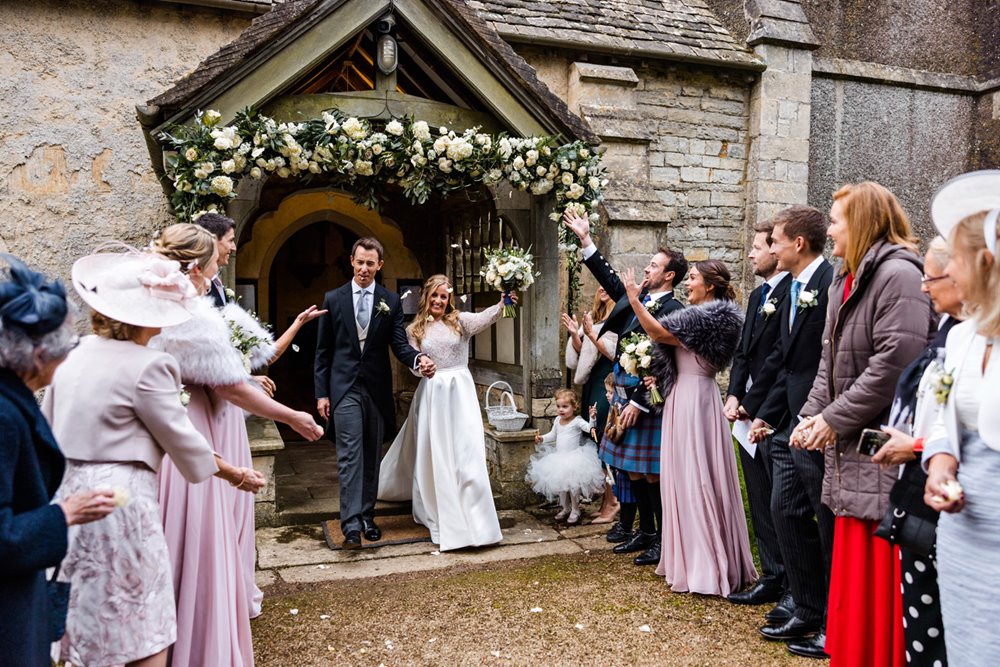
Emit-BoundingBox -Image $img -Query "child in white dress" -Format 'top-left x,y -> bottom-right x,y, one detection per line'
526,388 -> 606,524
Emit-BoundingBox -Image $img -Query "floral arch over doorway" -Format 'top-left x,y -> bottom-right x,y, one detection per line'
159,107 -> 607,305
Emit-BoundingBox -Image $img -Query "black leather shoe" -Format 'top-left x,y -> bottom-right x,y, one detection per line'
787,632 -> 828,659
633,539 -> 661,566
613,531 -> 656,554
605,522 -> 632,543
758,616 -> 820,641
361,519 -> 381,542
764,592 -> 796,625
342,530 -> 362,549
727,580 -> 783,605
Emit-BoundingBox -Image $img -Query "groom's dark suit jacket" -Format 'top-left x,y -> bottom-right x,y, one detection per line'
314,282 -> 419,435
585,247 -> 684,411
727,274 -> 792,402
742,259 -> 834,431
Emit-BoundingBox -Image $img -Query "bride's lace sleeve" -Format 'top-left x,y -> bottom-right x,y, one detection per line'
458,303 -> 503,338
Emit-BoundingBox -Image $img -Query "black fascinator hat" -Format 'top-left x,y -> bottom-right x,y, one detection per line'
0,254 -> 69,336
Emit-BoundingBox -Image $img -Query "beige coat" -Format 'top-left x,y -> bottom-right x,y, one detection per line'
43,335 -> 218,483
802,241 -> 935,521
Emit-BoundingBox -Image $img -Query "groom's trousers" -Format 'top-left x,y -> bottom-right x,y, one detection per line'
333,382 -> 385,535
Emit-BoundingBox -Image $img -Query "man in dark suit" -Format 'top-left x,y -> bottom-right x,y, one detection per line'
724,219 -> 792,607
314,237 -> 436,548
740,206 -> 835,659
564,212 -> 685,567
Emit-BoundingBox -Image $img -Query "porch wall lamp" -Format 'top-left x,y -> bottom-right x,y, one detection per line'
375,13 -> 398,75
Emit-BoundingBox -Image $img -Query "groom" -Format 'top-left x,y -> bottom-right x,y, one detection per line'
314,237 -> 436,548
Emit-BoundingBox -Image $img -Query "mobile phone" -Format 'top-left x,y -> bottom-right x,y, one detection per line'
858,428 -> 890,457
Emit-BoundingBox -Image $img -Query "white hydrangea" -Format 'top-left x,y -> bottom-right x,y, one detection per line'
342,117 -> 367,141
412,120 -> 431,141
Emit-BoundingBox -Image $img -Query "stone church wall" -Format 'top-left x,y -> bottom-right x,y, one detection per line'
808,77 -> 976,241
0,0 -> 250,281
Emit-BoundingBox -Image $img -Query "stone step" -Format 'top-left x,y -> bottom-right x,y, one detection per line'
273,441 -> 413,527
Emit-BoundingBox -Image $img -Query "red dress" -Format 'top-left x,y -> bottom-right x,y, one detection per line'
825,273 -> 905,667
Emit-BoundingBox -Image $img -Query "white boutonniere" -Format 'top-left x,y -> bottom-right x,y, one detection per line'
375,298 -> 391,317
761,298 -> 778,319
225,287 -> 236,301
179,388 -> 191,407
797,289 -> 818,309
645,298 -> 660,315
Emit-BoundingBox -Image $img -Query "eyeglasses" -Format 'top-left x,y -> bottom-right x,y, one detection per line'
921,274 -> 950,285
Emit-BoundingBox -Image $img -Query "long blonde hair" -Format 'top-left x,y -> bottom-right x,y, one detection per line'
833,182 -> 919,275
407,274 -> 462,345
589,289 -> 614,323
952,211 -> 1000,336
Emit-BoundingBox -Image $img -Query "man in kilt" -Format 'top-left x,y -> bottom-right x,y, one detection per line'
565,212 -> 686,566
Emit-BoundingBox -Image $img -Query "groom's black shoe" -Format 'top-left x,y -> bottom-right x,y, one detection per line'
764,592 -> 796,625
613,531 -> 656,554
342,530 -> 362,549
633,538 -> 660,565
362,519 -> 382,542
605,522 -> 632,543
727,580 -> 783,605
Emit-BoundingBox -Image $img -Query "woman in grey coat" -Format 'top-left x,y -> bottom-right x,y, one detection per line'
793,182 -> 934,665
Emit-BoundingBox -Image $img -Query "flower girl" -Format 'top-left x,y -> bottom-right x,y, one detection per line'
526,389 -> 606,524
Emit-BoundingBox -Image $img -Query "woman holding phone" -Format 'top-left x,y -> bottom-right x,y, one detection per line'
792,182 -> 934,664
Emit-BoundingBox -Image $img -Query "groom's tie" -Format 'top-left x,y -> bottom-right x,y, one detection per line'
356,290 -> 370,329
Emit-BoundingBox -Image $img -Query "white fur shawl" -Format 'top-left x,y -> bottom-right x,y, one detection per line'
221,302 -> 277,372
149,297 -> 248,386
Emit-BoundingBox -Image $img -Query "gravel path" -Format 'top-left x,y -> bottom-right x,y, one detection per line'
252,544 -> 815,666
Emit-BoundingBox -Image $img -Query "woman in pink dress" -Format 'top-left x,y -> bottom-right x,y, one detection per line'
149,224 -> 324,667
622,261 -> 757,596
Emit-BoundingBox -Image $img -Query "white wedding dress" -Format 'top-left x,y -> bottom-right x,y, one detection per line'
378,304 -> 504,551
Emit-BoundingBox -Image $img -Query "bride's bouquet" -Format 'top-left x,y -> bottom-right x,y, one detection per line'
618,332 -> 662,405
480,245 -> 538,317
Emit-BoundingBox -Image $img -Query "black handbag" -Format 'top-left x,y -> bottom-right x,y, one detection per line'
874,505 -> 937,558
47,563 -> 71,642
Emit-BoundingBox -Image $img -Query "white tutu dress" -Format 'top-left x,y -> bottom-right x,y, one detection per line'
525,416 -> 605,498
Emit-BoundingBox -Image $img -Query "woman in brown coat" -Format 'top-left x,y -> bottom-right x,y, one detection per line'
792,182 -> 934,666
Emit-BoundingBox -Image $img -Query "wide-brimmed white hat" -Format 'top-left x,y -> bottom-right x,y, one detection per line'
72,247 -> 198,328
930,170 -> 1000,254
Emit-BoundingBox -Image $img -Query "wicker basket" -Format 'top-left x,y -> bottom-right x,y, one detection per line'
485,381 -> 529,432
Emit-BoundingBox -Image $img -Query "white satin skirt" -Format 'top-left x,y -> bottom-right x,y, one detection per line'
378,367 -> 503,551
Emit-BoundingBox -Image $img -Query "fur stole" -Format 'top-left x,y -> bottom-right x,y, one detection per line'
221,302 -> 276,372
651,300 -> 743,398
149,297 -> 248,386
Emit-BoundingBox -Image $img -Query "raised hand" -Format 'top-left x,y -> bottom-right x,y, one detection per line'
561,313 -> 580,336
562,210 -> 591,244
294,305 -> 328,326
582,312 -> 596,339
621,267 -> 646,303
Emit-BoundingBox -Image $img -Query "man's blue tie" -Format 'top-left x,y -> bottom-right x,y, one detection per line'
788,280 -> 802,331
756,282 -> 771,320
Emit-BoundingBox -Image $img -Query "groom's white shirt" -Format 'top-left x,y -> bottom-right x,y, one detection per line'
352,279 -> 374,351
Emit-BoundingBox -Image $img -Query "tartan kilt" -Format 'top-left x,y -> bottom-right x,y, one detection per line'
599,371 -> 661,475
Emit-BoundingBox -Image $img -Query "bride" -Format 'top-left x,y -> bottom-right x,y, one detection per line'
378,274 -> 513,551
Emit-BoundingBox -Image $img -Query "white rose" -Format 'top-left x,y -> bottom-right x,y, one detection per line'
342,117 -> 367,141
640,355 -> 652,369
530,180 -> 554,196
201,110 -> 222,126
308,161 -> 321,174
580,148 -> 590,158
438,157 -> 453,173
209,175 -> 233,197
276,166 -> 291,178
566,183 -> 585,200
193,168 -> 208,180
561,172 -> 574,186
385,119 -> 404,136
577,166 -> 587,177
412,121 -> 431,141
762,301 -> 776,316
250,167 -> 262,179
512,156 -> 525,170
588,176 -> 600,189
221,159 -> 236,174
625,343 -> 637,354
354,160 -> 373,176
184,147 -> 198,161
